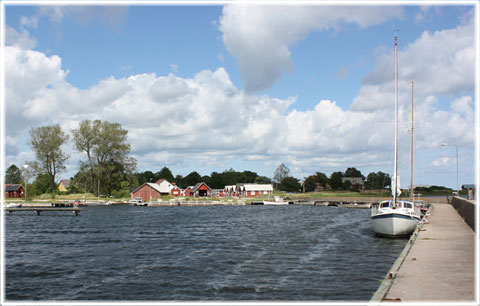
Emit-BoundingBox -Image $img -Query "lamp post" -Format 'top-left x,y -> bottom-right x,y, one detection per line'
441,143 -> 459,196
23,164 -> 29,202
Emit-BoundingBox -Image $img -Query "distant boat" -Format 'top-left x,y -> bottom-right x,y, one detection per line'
263,196 -> 289,205
130,197 -> 147,206
371,36 -> 421,237
73,200 -> 87,206
6,203 -> 22,208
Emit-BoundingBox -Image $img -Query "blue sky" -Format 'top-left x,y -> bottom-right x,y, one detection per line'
2,2 -> 478,189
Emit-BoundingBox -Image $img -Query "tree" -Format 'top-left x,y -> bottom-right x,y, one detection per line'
32,173 -> 53,196
278,177 -> 301,193
29,125 -> 69,193
174,175 -> 183,187
5,164 -> 22,184
329,172 -> 343,190
182,171 -> 202,188
72,120 -> 136,196
342,179 -> 352,190
274,163 -> 290,183
365,171 -> 391,190
156,167 -> 174,182
254,176 -> 272,184
241,170 -> 258,183
315,172 -> 329,189
304,175 -> 318,192
344,167 -> 364,179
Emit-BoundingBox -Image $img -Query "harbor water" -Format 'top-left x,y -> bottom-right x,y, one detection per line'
5,205 -> 407,301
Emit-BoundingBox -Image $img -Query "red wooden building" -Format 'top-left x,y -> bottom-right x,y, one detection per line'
5,184 -> 25,198
187,182 -> 212,198
130,180 -> 182,201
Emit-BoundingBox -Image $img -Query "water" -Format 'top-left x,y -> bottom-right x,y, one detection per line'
5,205 -> 407,301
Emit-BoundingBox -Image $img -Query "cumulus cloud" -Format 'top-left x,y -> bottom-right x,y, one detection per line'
351,13 -> 475,153
5,25 -> 37,49
4,10 -> 475,181
219,5 -> 404,92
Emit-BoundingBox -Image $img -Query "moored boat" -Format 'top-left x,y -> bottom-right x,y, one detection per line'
263,196 -> 289,205
371,200 -> 421,237
370,35 -> 421,237
6,203 -> 22,208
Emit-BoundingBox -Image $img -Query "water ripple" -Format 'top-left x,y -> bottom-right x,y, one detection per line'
5,205 -> 407,301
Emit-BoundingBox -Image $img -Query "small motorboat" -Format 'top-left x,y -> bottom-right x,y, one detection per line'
263,196 -> 289,205
6,203 -> 22,208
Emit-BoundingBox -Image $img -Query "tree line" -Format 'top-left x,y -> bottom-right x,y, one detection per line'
5,120 -> 395,198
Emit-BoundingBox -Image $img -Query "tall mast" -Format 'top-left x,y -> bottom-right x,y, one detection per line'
410,81 -> 414,202
393,36 -> 398,205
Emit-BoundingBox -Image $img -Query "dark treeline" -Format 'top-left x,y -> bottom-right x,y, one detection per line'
6,161 -> 455,197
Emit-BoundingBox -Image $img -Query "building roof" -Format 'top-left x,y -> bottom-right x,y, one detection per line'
191,182 -> 212,192
5,184 -> 23,192
131,180 -> 176,194
237,183 -> 273,191
59,180 -> 71,188
341,177 -> 364,185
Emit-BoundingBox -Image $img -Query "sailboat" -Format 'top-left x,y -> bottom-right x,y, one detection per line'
371,36 -> 421,237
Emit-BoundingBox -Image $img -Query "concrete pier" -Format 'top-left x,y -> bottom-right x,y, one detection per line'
371,202 -> 476,303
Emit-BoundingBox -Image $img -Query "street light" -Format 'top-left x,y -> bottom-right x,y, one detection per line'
23,164 -> 28,202
441,143 -> 459,196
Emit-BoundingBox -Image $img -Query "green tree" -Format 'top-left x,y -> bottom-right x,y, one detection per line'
29,125 -> 69,193
174,175 -> 183,186
304,175 -> 318,192
32,173 -> 53,196
241,170 -> 258,183
155,167 -> 174,182
254,176 -> 272,184
136,171 -> 155,185
278,176 -> 301,192
344,167 -> 364,179
182,171 -> 202,188
315,172 -> 329,189
72,120 -> 136,196
342,179 -> 352,190
365,171 -> 391,190
5,164 -> 22,184
274,163 -> 290,183
329,171 -> 343,190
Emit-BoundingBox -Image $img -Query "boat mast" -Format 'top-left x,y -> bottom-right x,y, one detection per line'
410,81 -> 414,202
393,36 -> 398,206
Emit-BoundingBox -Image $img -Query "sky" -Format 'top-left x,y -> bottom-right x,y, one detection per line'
2,1 -> 478,190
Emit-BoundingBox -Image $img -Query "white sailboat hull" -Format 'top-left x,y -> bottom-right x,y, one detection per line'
263,200 -> 289,205
371,212 -> 420,237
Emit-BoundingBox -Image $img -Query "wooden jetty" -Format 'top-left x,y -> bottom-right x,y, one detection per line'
5,207 -> 82,216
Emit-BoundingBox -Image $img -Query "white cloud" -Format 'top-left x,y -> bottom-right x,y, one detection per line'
219,5 -> 404,92
4,10 -> 475,183
358,17 -> 474,103
5,25 -> 37,49
432,157 -> 451,167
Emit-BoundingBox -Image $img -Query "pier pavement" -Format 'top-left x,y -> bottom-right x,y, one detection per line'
372,202 -> 476,303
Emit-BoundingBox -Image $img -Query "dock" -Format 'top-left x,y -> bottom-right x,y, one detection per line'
5,207 -> 82,216
371,200 -> 476,303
